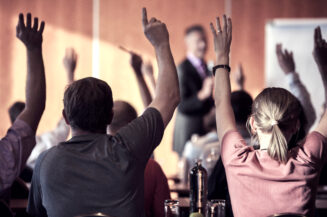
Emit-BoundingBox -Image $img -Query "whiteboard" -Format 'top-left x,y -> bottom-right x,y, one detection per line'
265,19 -> 327,129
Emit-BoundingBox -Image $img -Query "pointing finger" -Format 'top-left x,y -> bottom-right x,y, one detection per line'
142,8 -> 148,30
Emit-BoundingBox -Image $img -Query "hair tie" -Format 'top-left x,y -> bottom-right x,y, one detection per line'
270,119 -> 278,126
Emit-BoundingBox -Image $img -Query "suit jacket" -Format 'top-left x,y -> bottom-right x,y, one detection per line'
173,58 -> 214,156
177,59 -> 213,116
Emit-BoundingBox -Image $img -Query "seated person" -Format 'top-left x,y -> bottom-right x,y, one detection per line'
211,13 -> 327,217
182,90 -> 253,180
27,8 -> 180,217
0,13 -> 46,197
108,100 -> 170,217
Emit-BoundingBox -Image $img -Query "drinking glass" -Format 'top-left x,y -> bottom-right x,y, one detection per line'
206,199 -> 225,217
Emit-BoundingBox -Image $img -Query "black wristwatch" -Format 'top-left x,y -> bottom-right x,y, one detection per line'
212,65 -> 231,76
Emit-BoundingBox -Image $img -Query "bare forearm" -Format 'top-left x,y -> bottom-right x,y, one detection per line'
149,43 -> 180,127
21,48 -> 46,130
153,43 -> 179,105
318,65 -> 327,101
135,72 -> 152,107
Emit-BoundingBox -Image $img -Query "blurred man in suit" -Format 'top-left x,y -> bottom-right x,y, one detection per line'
173,25 -> 214,157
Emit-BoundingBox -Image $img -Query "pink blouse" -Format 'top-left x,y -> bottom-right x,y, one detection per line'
221,130 -> 327,217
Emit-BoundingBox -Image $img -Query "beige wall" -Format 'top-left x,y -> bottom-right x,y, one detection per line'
0,0 -> 326,176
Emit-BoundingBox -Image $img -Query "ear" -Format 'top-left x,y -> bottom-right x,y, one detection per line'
62,109 -> 70,125
249,116 -> 257,134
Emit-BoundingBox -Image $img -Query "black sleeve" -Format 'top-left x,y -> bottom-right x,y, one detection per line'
116,107 -> 164,164
177,65 -> 213,115
27,151 -> 48,217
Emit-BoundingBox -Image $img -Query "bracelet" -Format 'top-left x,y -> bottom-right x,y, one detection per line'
212,65 -> 231,76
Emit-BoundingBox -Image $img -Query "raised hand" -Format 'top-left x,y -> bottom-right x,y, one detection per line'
142,8 -> 169,48
198,77 -> 214,100
313,26 -> 327,69
142,61 -> 154,78
276,44 -> 295,74
16,13 -> 45,50
130,52 -> 143,76
63,48 -> 78,83
210,15 -> 232,64
235,63 -> 245,90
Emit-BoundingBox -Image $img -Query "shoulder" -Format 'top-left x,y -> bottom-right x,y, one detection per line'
178,59 -> 193,73
220,130 -> 251,164
305,131 -> 327,143
8,118 -> 35,138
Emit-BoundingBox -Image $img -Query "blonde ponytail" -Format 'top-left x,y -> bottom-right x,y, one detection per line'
268,124 -> 288,163
247,87 -> 302,164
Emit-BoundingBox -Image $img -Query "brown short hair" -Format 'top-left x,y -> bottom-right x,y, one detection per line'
63,77 -> 113,133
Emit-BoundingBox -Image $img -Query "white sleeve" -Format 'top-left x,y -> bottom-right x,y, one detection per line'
286,72 -> 316,133
26,119 -> 70,168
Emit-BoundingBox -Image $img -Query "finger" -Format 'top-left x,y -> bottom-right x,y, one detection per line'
26,13 -> 31,29
38,21 -> 45,34
33,17 -> 38,31
223,14 -> 227,33
317,26 -> 322,41
227,17 -> 232,43
215,17 -> 222,32
314,27 -> 320,47
276,44 -> 282,55
18,13 -> 25,30
142,8 -> 148,30
210,22 -> 217,36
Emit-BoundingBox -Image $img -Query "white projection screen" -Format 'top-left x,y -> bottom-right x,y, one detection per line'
265,19 -> 327,129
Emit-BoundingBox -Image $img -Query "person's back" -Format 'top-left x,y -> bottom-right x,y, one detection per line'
27,8 -> 180,217
32,127 -> 161,217
222,129 -> 326,217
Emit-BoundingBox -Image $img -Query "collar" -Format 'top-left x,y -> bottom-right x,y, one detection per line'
187,52 -> 203,67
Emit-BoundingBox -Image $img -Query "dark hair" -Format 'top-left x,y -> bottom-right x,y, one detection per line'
8,101 -> 25,123
108,100 -> 138,134
63,77 -> 113,133
231,91 -> 253,125
185,25 -> 205,36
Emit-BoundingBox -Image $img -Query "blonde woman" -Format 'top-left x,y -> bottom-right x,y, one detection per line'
211,14 -> 327,217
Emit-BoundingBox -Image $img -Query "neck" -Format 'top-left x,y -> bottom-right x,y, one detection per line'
71,128 -> 106,137
257,130 -> 272,150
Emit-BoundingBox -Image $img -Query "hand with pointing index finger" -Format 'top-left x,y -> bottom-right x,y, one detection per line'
142,8 -> 169,48
16,13 -> 45,50
210,14 -> 232,64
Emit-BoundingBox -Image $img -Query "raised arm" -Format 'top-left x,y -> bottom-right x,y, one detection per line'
142,8 -> 180,127
63,47 -> 77,84
235,63 -> 245,90
16,13 -> 46,132
276,44 -> 316,132
210,15 -> 236,140
314,27 -> 327,137
130,52 -> 153,107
